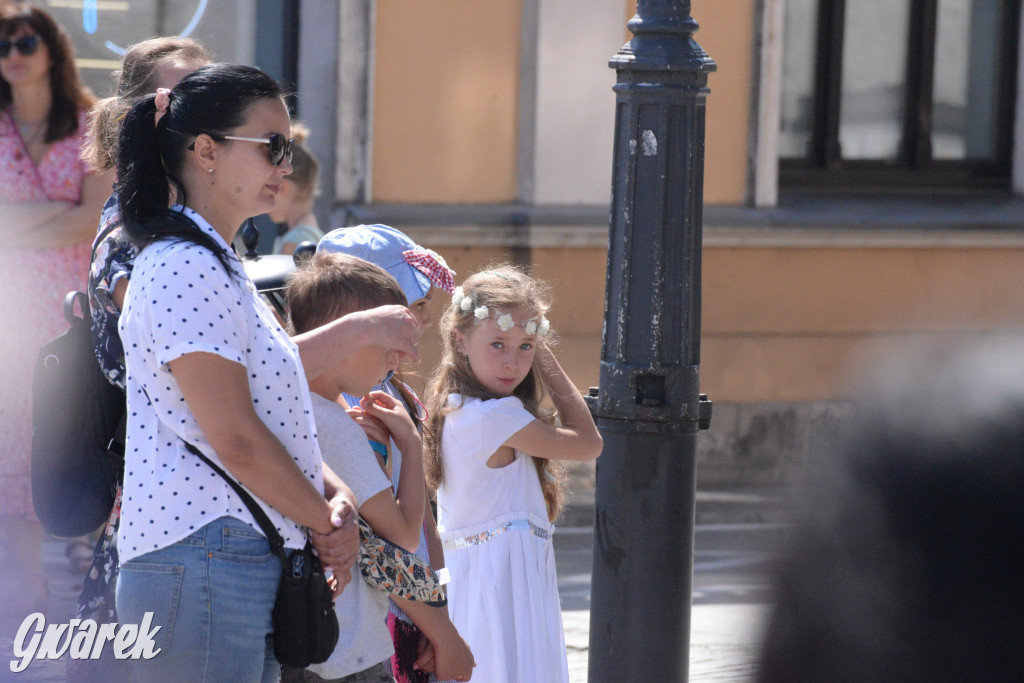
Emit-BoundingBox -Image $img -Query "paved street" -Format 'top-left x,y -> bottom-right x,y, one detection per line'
556,490 -> 784,682
1,489 -> 785,682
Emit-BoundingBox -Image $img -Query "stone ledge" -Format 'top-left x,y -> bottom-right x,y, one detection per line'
327,196 -> 1024,250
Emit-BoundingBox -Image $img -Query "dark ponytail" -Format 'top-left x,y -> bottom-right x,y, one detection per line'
114,63 -> 284,275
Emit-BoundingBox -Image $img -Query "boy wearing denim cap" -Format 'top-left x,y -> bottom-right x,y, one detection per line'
318,226 -> 472,683
318,224 -> 455,334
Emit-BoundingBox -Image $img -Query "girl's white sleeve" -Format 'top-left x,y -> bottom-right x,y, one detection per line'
453,396 -> 536,463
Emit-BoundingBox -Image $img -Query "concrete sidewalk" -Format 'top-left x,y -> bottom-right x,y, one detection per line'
563,605 -> 769,683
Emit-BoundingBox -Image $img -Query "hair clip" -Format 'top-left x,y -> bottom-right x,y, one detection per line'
154,88 -> 172,125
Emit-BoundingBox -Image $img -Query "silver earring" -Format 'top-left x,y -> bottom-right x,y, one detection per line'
208,168 -> 214,174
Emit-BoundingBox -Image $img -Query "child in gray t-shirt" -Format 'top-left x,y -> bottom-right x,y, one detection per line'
284,252 -> 427,682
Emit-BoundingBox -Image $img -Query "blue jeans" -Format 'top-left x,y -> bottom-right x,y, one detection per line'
116,516 -> 282,682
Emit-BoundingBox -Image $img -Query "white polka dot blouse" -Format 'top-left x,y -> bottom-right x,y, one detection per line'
116,206 -> 323,564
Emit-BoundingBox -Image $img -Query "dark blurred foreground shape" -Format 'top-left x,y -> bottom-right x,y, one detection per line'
757,340 -> 1024,683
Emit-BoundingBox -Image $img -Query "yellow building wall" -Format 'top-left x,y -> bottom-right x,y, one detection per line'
625,0 -> 754,204
702,245 -> 1024,403
372,0 -> 521,203
375,4 -> 1024,412
692,1 -> 754,205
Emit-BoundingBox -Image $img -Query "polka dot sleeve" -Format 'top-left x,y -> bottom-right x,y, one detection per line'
140,241 -> 248,369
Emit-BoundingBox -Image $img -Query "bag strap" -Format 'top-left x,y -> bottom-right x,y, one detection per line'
182,441 -> 289,562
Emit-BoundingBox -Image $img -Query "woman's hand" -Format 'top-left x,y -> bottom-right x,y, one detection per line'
311,494 -> 359,572
351,305 -> 421,364
294,304 -> 420,380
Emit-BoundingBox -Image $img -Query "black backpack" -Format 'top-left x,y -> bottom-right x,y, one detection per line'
31,291 -> 125,539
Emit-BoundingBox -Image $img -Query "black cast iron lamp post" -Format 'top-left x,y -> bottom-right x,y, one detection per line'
586,1 -> 714,680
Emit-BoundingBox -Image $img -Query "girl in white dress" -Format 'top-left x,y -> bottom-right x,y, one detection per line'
423,266 -> 603,683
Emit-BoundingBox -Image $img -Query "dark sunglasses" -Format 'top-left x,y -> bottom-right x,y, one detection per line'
222,133 -> 294,166
0,35 -> 41,59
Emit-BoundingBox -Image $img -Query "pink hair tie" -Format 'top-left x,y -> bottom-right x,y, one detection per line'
154,88 -> 172,124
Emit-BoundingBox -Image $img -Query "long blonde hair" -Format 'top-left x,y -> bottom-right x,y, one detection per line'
82,36 -> 210,172
423,264 -> 565,521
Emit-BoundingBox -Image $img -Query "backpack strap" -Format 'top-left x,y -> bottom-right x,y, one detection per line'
63,291 -> 88,326
107,411 -> 126,459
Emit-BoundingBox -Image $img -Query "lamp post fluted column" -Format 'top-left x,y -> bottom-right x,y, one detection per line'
587,2 -> 714,680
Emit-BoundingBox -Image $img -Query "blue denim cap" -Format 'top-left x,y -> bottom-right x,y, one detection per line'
317,224 -> 431,305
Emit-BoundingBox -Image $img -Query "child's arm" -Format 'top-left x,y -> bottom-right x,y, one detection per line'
423,491 -> 446,570
504,343 -> 603,462
391,596 -> 475,681
355,390 -> 426,550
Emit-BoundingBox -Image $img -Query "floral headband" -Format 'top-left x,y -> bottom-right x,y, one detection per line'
451,286 -> 550,336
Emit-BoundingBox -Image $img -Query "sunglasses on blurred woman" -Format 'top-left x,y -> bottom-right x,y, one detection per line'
0,35 -> 40,59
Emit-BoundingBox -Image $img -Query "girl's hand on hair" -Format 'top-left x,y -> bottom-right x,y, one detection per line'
360,391 -> 420,456
352,305 -> 421,364
533,341 -> 557,374
345,406 -> 391,446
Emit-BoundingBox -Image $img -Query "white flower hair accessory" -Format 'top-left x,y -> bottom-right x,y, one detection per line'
452,286 -> 476,312
450,283 -> 552,336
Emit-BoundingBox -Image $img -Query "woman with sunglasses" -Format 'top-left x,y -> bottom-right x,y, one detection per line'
0,3 -> 113,618
113,62 -> 420,680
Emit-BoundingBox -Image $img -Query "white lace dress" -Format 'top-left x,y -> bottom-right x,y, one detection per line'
436,394 -> 569,683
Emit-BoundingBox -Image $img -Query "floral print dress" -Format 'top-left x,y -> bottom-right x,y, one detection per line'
0,109 -> 91,518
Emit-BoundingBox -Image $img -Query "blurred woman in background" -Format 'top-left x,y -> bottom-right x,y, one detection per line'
0,2 -> 110,617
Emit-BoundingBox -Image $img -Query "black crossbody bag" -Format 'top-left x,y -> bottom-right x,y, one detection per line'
183,442 -> 339,668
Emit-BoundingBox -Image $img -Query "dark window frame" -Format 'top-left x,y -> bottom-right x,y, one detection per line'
780,0 -> 1021,192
